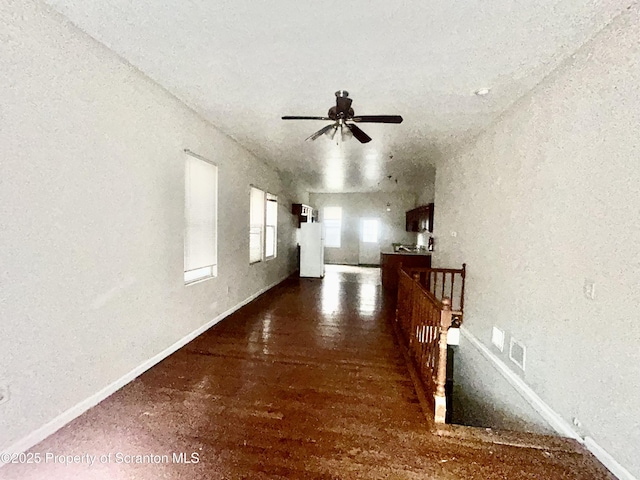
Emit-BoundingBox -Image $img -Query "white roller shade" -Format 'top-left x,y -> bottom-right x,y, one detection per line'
265,193 -> 278,259
249,186 -> 265,263
184,154 -> 217,282
324,206 -> 342,248
361,218 -> 379,243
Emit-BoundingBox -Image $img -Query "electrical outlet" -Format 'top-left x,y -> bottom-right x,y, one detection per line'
572,417 -> 582,428
450,231 -> 457,237
0,385 -> 10,405
583,279 -> 596,300
491,327 -> 505,352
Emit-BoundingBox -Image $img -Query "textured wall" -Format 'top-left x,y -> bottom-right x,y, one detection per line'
415,173 -> 436,248
309,192 -> 417,265
0,0 -> 299,449
434,5 -> 640,476
451,336 -> 555,435
416,173 -> 436,206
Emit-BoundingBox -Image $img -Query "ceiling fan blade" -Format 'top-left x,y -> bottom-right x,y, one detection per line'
352,115 -> 403,124
346,123 -> 372,144
305,124 -> 336,141
282,116 -> 331,120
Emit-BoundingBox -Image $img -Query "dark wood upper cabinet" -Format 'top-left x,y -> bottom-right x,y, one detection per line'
292,203 -> 316,227
405,203 -> 434,233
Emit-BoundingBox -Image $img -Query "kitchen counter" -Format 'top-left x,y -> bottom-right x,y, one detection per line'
380,250 -> 432,293
380,249 -> 432,256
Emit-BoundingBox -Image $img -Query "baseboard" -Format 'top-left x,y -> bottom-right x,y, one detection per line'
1,274 -> 291,464
460,326 -> 637,480
460,327 -> 580,440
584,437 -> 638,480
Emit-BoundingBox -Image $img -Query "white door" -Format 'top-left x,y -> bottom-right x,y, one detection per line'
300,222 -> 324,277
358,217 -> 381,265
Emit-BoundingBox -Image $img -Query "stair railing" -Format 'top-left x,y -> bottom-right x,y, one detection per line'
395,264 -> 465,424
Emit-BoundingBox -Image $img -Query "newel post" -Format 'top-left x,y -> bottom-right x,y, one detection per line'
434,297 -> 452,424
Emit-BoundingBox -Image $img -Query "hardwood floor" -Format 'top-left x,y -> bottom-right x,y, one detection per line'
1,266 -> 614,479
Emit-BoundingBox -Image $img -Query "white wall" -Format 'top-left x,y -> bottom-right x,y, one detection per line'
309,192 -> 417,265
434,5 -> 640,477
0,0 -> 300,451
415,174 -> 436,248
451,335 -> 555,435
416,177 -> 436,206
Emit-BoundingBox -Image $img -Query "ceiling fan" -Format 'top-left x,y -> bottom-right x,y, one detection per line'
282,90 -> 403,144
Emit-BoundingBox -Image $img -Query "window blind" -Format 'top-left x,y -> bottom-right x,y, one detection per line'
249,186 -> 265,263
324,207 -> 342,248
184,153 -> 217,282
361,218 -> 379,243
265,193 -> 278,259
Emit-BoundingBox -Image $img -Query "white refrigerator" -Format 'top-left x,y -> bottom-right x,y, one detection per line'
299,222 -> 325,278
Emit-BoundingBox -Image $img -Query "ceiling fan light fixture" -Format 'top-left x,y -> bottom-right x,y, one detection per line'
283,91 -> 402,144
340,122 -> 353,140
324,124 -> 338,141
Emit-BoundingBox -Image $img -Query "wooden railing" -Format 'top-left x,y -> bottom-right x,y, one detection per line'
402,264 -> 466,314
395,264 -> 466,424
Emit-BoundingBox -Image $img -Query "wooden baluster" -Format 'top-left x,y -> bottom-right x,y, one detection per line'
429,302 -> 437,370
434,297 -> 452,424
441,272 -> 446,301
395,285 -> 400,325
450,273 -> 456,310
419,293 -> 426,368
403,273 -> 410,345
433,271 -> 437,297
415,296 -> 420,348
409,273 -> 420,350
460,263 -> 467,313
395,262 -> 404,327
395,281 -> 401,328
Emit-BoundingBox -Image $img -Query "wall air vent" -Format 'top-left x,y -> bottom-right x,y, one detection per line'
509,338 -> 526,371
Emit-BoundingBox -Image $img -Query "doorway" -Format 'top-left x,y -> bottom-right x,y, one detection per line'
358,217 -> 380,265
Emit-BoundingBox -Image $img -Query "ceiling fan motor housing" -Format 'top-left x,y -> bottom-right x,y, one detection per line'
328,106 -> 355,120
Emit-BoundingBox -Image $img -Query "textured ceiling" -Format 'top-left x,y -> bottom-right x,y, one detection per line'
43,0 -> 630,194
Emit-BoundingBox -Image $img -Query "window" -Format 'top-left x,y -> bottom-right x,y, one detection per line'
361,218 -> 379,243
249,186 -> 265,263
324,207 -> 342,248
265,193 -> 278,259
250,186 -> 278,263
184,152 -> 217,284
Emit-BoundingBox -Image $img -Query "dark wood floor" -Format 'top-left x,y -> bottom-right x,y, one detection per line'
2,266 -> 613,479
